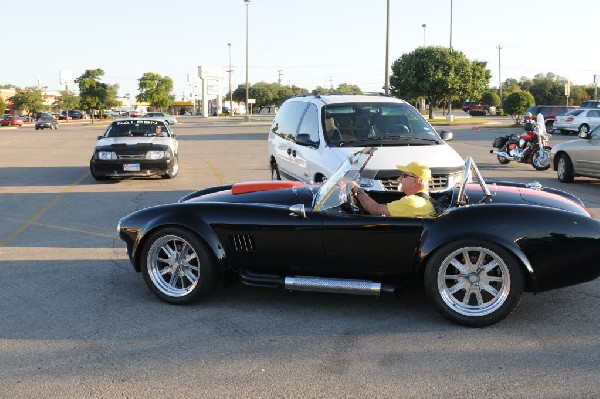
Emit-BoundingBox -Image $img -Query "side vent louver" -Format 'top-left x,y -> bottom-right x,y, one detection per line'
230,235 -> 255,252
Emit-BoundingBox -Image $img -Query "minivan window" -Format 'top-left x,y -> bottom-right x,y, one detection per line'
297,103 -> 319,144
271,101 -> 307,140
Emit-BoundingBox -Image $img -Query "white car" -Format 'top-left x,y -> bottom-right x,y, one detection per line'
267,95 -> 464,191
554,108 -> 600,135
90,118 -> 179,180
145,112 -> 177,125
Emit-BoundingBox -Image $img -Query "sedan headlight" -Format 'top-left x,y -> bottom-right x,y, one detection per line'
97,151 -> 117,160
146,150 -> 166,160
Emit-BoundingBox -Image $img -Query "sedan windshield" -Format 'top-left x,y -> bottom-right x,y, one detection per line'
105,120 -> 169,137
322,102 -> 440,147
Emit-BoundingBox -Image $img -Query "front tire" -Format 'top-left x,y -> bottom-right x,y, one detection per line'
557,153 -> 575,183
424,240 -> 524,327
162,156 -> 179,179
140,227 -> 217,304
531,149 -> 551,170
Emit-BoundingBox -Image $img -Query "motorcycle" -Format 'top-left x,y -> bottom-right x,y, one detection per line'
490,116 -> 552,171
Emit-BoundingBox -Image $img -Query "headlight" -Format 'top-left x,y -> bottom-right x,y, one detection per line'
146,150 -> 166,160
98,151 -> 117,160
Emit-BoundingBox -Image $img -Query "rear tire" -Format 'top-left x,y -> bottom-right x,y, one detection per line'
578,124 -> 589,134
497,154 -> 510,164
271,162 -> 281,180
557,153 -> 574,183
424,240 -> 524,327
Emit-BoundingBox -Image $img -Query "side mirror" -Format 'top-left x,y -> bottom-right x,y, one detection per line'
440,130 -> 453,141
295,133 -> 318,147
96,135 -> 103,140
289,204 -> 306,219
579,131 -> 590,139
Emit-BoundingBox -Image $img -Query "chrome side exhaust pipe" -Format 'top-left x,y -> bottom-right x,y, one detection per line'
490,149 -> 515,160
285,276 -> 385,296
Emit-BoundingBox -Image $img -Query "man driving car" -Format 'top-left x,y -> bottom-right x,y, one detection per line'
350,161 -> 435,217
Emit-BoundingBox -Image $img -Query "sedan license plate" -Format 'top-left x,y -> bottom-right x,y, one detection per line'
123,163 -> 140,172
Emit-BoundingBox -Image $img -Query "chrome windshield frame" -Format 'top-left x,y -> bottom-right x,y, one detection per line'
456,156 -> 491,205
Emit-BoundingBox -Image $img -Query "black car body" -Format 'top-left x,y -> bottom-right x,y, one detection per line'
60,110 -> 85,120
118,150 -> 600,327
35,116 -> 58,130
90,118 -> 179,180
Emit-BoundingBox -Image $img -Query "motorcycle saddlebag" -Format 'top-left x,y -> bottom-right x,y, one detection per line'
493,136 -> 509,148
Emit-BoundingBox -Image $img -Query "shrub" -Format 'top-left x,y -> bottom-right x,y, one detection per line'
469,109 -> 487,116
503,91 -> 535,123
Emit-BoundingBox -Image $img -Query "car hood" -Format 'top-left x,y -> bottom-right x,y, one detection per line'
96,137 -> 173,147
329,145 -> 464,170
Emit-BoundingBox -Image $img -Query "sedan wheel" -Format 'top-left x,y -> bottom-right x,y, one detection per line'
578,124 -> 589,134
141,228 -> 217,304
424,240 -> 523,327
557,154 -> 575,183
545,121 -> 554,133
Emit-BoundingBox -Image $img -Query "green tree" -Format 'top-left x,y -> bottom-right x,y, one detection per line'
390,46 -> 490,119
76,69 -> 108,122
503,91 -> 535,123
9,87 -> 45,118
137,72 -> 174,110
529,73 -> 566,105
0,96 -> 6,115
52,90 -> 79,112
334,83 -> 363,95
481,91 -> 501,107
102,83 -> 120,111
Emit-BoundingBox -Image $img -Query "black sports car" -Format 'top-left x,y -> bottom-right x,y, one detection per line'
118,149 -> 600,327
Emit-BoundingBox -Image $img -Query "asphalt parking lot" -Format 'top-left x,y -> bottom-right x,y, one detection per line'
0,116 -> 598,398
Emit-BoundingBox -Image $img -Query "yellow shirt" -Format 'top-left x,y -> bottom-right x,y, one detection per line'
386,192 -> 435,217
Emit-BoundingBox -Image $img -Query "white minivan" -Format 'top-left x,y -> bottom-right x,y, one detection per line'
268,95 -> 464,191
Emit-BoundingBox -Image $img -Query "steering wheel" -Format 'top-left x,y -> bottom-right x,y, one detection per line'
384,124 -> 410,135
345,185 -> 364,214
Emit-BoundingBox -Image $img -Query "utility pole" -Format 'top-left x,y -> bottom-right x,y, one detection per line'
497,45 -> 503,106
447,0 -> 453,119
422,24 -> 426,46
384,0 -> 390,95
277,70 -> 282,85
228,43 -> 233,117
329,76 -> 334,92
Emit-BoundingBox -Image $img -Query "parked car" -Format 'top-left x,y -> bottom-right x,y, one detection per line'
552,108 -> 600,135
268,95 -> 464,192
145,112 -> 177,125
89,118 -> 179,180
551,125 -> 600,182
524,105 -> 576,133
0,115 -> 24,127
35,116 -> 58,130
462,101 -> 489,113
60,110 -> 85,120
117,150 -> 600,327
580,100 -> 600,108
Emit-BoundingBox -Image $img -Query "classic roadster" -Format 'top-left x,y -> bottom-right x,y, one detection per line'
118,149 -> 600,327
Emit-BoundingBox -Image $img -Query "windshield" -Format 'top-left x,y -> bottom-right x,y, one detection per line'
105,120 -> 170,137
322,102 -> 440,147
313,148 -> 376,211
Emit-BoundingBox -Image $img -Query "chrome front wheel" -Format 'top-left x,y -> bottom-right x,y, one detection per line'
141,228 -> 216,304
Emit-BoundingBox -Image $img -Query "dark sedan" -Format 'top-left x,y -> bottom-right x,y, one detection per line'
118,150 -> 600,327
35,116 -> 58,130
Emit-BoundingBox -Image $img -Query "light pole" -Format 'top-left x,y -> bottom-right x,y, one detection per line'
384,0 -> 390,95
422,24 -> 426,46
228,43 -> 233,117
447,0 -> 453,119
244,0 -> 251,122
497,45 -> 503,107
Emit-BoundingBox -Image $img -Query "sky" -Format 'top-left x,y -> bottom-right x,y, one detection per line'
1,0 -> 599,101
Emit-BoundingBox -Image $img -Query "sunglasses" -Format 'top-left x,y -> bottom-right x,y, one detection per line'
400,172 -> 418,179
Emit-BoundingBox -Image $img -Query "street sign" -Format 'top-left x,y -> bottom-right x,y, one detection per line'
248,99 -> 256,104
564,82 -> 570,96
